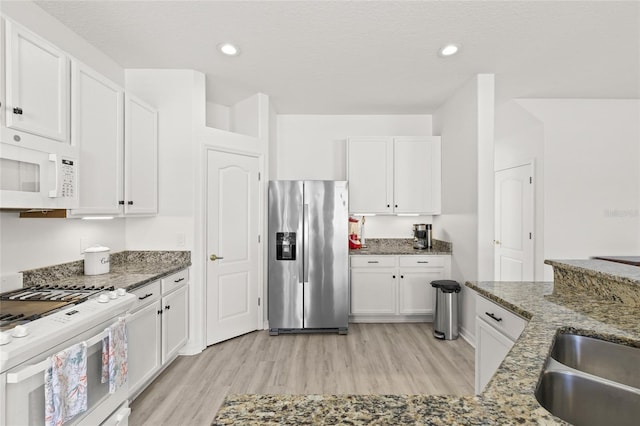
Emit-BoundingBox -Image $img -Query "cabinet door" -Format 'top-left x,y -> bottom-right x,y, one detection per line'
127,301 -> 162,396
347,138 -> 393,214
475,317 -> 514,394
398,268 -> 443,314
124,94 -> 158,215
162,285 -> 188,363
69,62 -> 124,216
5,21 -> 69,143
350,269 -> 396,314
393,137 -> 441,214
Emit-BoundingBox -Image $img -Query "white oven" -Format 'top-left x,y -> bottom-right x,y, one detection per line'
0,141 -> 78,209
0,293 -> 135,426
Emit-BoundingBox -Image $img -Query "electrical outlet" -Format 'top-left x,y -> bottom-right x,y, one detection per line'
80,237 -> 89,254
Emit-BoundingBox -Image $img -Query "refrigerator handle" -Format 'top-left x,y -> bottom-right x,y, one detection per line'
303,203 -> 310,283
297,207 -> 304,284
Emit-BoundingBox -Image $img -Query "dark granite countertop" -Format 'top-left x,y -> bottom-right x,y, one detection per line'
213,263 -> 639,425
21,251 -> 191,292
349,238 -> 452,256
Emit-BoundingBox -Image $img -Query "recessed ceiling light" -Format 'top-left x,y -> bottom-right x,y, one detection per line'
438,44 -> 461,57
218,43 -> 240,56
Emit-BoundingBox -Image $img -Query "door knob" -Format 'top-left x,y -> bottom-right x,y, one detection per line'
494,240 -> 501,245
210,254 -> 224,261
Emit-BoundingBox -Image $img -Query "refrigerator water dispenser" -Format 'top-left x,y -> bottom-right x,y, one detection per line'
276,232 -> 296,260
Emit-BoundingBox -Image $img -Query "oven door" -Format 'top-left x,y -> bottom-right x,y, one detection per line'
3,318 -> 128,426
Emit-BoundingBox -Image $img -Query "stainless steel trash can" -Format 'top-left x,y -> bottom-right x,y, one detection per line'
431,280 -> 461,340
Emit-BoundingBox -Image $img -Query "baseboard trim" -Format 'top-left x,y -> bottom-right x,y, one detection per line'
459,325 -> 475,348
349,314 -> 433,323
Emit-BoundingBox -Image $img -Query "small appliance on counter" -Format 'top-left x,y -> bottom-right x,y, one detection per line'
413,223 -> 432,249
349,216 -> 363,249
84,245 -> 110,275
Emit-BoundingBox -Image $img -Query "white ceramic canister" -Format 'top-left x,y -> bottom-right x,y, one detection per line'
84,245 -> 110,275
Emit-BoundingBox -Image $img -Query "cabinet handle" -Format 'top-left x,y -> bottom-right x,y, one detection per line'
367,261 -> 379,264
387,204 -> 390,208
400,275 -> 404,279
395,204 -> 398,208
392,275 -> 396,279
485,312 -> 503,322
417,261 -> 429,264
157,309 -> 163,315
13,107 -> 23,115
174,277 -> 185,283
118,200 -> 125,205
127,201 -> 134,205
165,305 -> 171,310
138,293 -> 153,300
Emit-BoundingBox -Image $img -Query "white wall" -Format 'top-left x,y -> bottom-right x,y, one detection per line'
206,101 -> 230,131
517,99 -> 640,280
275,114 -> 433,238
0,214 -> 125,291
432,74 -> 495,344
0,0 -> 124,86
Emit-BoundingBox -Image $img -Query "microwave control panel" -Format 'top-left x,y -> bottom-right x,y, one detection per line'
60,158 -> 76,198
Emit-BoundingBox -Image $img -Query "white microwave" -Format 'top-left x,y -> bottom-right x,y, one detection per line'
0,141 -> 79,209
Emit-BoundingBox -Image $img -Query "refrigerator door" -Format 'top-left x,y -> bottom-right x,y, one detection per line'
303,181 -> 349,330
268,181 -> 304,330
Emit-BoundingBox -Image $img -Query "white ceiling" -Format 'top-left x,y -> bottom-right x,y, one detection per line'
35,0 -> 640,114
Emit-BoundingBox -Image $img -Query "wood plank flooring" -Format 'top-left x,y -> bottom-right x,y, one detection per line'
129,323 -> 475,425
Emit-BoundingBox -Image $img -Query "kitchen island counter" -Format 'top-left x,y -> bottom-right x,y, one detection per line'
21,250 -> 191,292
213,265 -> 639,425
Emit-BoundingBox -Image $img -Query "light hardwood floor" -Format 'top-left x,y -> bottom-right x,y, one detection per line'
129,323 -> 475,425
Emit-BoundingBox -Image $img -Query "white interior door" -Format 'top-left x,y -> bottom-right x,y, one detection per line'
494,164 -> 534,281
206,150 -> 259,345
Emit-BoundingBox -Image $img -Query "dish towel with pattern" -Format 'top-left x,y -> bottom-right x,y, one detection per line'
101,317 -> 128,393
44,341 -> 88,426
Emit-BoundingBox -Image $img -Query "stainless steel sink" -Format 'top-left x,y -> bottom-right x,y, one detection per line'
535,333 -> 640,426
550,333 -> 640,388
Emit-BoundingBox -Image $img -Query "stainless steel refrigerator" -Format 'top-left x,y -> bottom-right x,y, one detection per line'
268,180 -> 349,335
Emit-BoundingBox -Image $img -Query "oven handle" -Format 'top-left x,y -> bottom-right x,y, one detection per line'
6,323 -> 116,384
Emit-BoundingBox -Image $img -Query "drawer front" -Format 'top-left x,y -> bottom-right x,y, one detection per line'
350,256 -> 397,268
476,295 -> 526,341
399,256 -> 445,268
130,280 -> 161,312
162,268 -> 189,294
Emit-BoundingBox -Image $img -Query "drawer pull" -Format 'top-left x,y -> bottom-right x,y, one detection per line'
417,261 -> 429,264
485,312 -> 503,322
174,277 -> 185,283
367,261 -> 379,264
138,293 -> 153,300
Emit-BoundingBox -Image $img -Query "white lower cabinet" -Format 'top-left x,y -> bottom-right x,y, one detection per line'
127,268 -> 189,399
474,294 -> 527,394
161,284 -> 188,362
127,292 -> 162,396
350,255 -> 450,322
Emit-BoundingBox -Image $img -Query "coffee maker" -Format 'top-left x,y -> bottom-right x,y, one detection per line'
413,224 -> 432,249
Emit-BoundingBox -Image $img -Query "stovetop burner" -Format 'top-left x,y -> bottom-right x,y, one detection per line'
0,285 -> 115,331
0,285 -> 114,302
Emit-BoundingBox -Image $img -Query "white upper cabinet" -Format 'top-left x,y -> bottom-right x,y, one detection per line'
124,94 -> 158,215
347,136 -> 441,214
393,137 -> 441,214
4,20 -> 69,145
69,62 -> 124,216
347,137 -> 393,214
